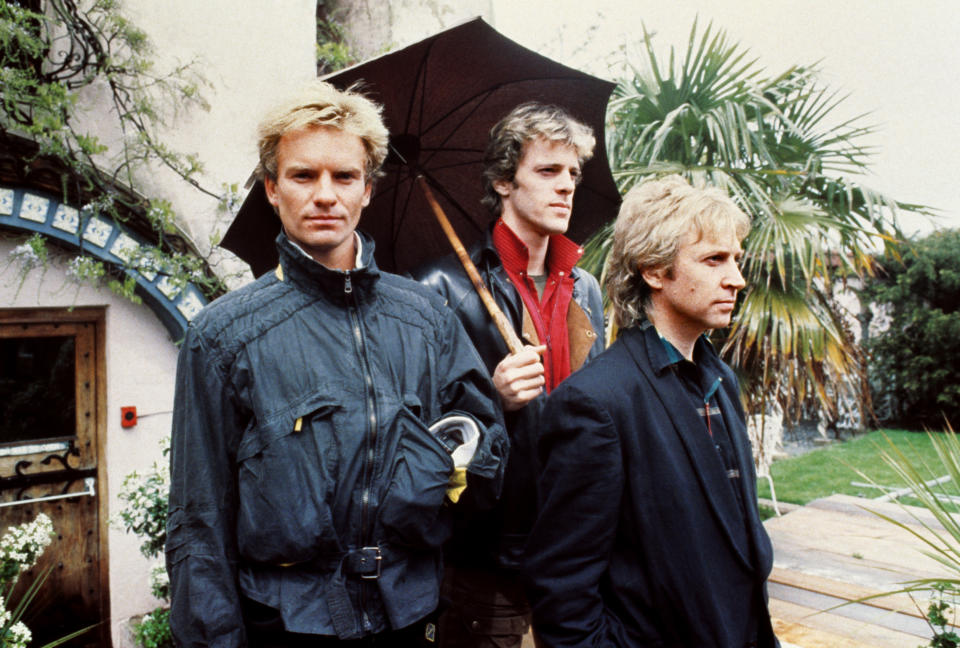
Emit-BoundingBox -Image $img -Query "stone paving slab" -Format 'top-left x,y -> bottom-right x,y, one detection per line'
765,494 -> 949,647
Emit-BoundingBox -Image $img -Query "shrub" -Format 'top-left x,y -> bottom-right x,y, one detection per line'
0,514 -> 54,648
115,438 -> 171,647
860,229 -> 960,428
133,608 -> 173,648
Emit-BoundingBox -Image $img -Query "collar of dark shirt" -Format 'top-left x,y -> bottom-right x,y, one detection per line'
640,320 -> 709,372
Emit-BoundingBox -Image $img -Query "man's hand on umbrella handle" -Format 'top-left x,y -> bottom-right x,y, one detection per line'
493,345 -> 547,412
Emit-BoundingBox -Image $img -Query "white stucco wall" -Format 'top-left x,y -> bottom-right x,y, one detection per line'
329,0 -> 493,59
70,0 -> 318,280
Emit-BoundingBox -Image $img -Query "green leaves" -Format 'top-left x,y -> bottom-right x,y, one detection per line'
133,607 -> 172,648
0,0 -> 233,302
589,18 -> 928,417
862,230 -> 960,427
858,429 -> 960,646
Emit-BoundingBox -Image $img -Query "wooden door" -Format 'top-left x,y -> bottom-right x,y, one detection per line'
0,309 -> 108,647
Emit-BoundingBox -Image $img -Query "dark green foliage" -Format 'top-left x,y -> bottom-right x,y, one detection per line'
133,608 -> 173,648
927,583 -> 960,648
861,229 -> 960,428
316,15 -> 355,74
0,0 -> 233,301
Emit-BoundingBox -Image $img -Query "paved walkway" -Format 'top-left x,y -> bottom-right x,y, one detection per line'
765,494 -> 948,647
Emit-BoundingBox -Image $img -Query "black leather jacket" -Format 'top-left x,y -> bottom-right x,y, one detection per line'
413,230 -> 604,570
167,233 -> 507,645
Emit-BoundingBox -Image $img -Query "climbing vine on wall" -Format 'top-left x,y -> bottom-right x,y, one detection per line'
0,0 -> 236,301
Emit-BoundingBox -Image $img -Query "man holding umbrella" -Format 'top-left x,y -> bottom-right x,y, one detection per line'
415,103 -> 606,648
166,81 -> 507,646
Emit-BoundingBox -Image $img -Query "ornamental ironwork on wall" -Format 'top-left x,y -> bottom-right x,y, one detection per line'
0,184 -> 207,340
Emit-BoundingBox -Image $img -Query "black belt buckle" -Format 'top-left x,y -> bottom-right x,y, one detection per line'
357,546 -> 382,580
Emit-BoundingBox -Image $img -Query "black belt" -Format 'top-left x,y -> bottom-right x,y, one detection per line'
343,545 -> 382,579
271,544 -> 385,579
257,544 -> 393,640
328,544 -> 392,640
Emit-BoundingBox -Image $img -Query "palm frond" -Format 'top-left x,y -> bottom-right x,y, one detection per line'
852,426 -> 960,620
595,18 -> 930,417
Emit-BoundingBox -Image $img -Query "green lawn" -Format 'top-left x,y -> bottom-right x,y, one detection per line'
757,428 -> 959,506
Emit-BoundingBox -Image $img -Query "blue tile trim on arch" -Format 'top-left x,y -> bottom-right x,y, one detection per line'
0,184 -> 208,341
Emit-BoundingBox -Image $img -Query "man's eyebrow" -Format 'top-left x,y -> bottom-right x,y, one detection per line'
702,246 -> 741,257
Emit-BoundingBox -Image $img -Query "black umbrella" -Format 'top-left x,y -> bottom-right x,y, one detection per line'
222,16 -> 621,278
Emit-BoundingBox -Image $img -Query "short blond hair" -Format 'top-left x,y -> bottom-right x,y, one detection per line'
605,175 -> 751,328
256,81 -> 389,183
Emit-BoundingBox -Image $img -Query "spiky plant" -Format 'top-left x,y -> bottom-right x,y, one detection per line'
585,19 -> 931,420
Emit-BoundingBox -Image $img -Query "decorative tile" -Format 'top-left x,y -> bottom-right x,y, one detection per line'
109,233 -> 140,263
19,194 -> 50,223
0,188 -> 13,216
135,255 -> 159,282
177,289 -> 205,322
157,276 -> 182,300
82,216 -> 114,247
52,204 -> 80,233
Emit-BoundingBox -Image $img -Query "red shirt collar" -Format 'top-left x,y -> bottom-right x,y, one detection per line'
492,219 -> 583,276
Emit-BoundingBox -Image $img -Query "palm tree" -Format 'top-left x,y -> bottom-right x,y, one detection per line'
583,19 -> 930,422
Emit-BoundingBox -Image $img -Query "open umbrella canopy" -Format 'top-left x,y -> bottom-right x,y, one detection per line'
223,17 -> 621,277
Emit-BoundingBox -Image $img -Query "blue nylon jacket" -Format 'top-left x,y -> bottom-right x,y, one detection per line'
166,233 -> 507,646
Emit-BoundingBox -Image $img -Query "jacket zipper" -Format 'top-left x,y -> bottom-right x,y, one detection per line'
345,273 -> 377,632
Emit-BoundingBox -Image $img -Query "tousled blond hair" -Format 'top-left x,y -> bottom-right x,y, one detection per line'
482,103 -> 595,215
605,175 -> 751,328
256,81 -> 389,183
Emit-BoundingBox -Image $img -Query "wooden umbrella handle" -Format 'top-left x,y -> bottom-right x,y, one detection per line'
418,176 -> 524,354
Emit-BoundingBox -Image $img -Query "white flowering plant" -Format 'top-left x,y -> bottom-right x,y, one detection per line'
115,437 -> 173,647
6,233 -> 50,299
0,514 -> 98,648
0,513 -> 53,588
116,436 -> 170,562
65,256 -> 107,285
8,234 -> 48,273
0,601 -> 31,648
0,513 -> 52,648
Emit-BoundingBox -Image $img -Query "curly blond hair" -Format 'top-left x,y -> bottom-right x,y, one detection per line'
605,175 -> 751,328
482,103 -> 595,215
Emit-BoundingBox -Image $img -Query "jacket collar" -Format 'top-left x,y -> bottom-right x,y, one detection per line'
475,222 -> 587,282
275,231 -> 380,299
621,325 -> 756,571
474,225 -> 505,271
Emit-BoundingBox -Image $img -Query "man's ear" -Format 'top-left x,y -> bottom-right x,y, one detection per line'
492,178 -> 513,198
361,180 -> 372,208
264,175 -> 279,209
641,265 -> 666,291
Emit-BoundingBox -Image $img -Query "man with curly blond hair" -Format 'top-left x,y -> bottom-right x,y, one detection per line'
525,175 -> 779,647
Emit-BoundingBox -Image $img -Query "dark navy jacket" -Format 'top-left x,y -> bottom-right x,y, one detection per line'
525,325 -> 778,647
167,233 -> 507,646
414,230 -> 605,570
